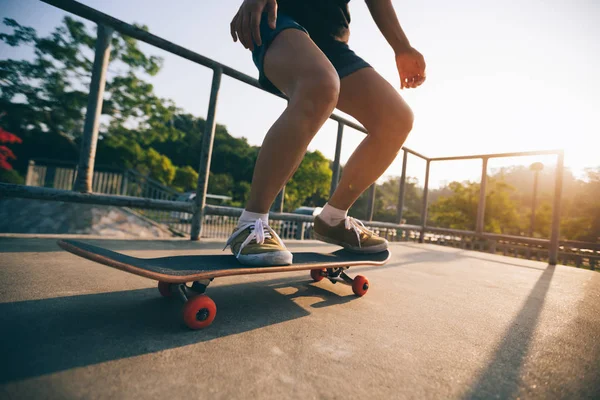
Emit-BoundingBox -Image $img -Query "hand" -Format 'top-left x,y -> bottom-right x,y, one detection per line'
230,0 -> 277,51
395,47 -> 426,89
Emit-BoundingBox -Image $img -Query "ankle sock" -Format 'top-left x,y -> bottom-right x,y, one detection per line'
238,210 -> 269,227
319,203 -> 348,227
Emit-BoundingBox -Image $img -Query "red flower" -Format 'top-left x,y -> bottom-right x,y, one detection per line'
0,127 -> 22,171
0,127 -> 22,144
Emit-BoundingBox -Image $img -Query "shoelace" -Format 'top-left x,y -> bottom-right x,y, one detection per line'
345,217 -> 370,248
225,219 -> 287,257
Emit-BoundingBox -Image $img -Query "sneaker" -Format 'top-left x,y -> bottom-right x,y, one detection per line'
225,219 -> 293,266
313,216 -> 388,253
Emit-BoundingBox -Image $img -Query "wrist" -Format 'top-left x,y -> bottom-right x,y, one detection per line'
393,42 -> 413,55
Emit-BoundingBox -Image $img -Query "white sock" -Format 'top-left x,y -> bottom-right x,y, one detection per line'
238,210 -> 269,227
319,203 -> 348,227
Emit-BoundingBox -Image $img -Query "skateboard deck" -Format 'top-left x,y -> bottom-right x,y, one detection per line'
57,239 -> 390,283
57,239 -> 390,329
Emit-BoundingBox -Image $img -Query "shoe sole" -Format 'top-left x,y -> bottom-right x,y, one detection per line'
313,232 -> 389,254
237,250 -> 293,267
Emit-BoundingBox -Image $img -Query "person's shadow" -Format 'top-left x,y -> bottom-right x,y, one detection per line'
0,274 -> 358,384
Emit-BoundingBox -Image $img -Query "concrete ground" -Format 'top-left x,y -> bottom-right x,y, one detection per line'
0,236 -> 598,399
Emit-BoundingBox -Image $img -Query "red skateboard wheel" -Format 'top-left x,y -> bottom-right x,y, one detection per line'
352,275 -> 369,297
183,295 -> 217,329
310,268 -> 326,282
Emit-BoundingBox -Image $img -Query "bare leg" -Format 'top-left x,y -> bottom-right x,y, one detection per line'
244,29 -> 340,213
328,67 -> 414,210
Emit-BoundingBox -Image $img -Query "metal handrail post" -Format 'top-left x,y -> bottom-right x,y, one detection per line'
191,67 -> 222,241
549,151 -> 565,265
397,149 -> 408,224
367,184 -> 376,221
329,121 -> 344,197
475,157 -> 488,234
73,24 -> 113,192
419,159 -> 431,243
272,187 -> 285,213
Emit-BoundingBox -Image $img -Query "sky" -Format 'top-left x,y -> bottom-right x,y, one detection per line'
1,0 -> 599,188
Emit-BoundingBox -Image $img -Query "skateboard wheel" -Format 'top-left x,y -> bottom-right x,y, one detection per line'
310,268 -> 326,282
183,295 -> 216,330
157,281 -> 173,297
352,275 -> 369,297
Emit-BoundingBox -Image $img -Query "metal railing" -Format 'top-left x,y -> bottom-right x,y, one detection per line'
424,149 -> 565,265
1,0 -> 425,234
0,0 -> 575,267
25,159 -> 180,199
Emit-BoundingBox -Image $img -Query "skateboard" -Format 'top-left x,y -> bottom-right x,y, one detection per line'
57,239 -> 391,330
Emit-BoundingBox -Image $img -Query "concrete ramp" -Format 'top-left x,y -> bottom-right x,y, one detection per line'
0,198 -> 174,238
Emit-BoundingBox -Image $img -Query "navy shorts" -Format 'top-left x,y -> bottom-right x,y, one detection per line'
251,12 -> 371,95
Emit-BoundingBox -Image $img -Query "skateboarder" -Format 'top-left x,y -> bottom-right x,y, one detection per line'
226,0 -> 426,266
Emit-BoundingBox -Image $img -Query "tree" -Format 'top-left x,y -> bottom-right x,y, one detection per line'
285,150 -> 332,211
0,17 -> 180,177
138,148 -> 176,186
172,165 -> 198,192
561,168 -> 600,242
429,177 -> 520,234
208,172 -> 234,197
348,176 -> 422,224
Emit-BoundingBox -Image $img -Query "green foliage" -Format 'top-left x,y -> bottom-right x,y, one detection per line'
426,167 -> 600,242
349,176 -> 422,224
429,181 -> 478,230
429,177 -> 520,234
561,168 -> 600,242
285,151 -> 332,211
527,201 -> 552,238
0,168 -> 24,184
0,16 -> 177,173
172,165 -> 198,192
232,181 -> 251,207
208,172 -> 234,196
138,148 -> 175,185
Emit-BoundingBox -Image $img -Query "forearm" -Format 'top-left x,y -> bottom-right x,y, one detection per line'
365,0 -> 411,53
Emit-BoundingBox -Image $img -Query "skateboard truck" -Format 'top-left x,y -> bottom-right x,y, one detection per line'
190,279 -> 213,295
311,267 -> 370,297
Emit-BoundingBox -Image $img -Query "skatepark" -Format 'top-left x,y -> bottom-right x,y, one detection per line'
1,0 -> 599,398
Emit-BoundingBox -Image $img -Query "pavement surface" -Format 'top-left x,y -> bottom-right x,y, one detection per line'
0,236 -> 598,399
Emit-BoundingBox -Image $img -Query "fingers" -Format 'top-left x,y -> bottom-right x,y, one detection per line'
400,62 -> 426,89
401,74 -> 426,89
240,11 -> 253,50
267,0 -> 278,29
399,71 -> 407,89
232,1 -> 279,50
251,11 -> 261,47
230,13 -> 239,42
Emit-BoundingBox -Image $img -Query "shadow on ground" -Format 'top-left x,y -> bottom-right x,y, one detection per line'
0,277 -> 353,383
462,265 -> 555,399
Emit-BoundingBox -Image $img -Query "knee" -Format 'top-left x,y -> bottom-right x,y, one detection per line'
290,70 -> 340,123
375,103 -> 414,148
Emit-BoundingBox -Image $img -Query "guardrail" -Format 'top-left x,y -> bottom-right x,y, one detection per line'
16,0 -> 426,237
25,159 -> 180,199
0,0 -> 576,267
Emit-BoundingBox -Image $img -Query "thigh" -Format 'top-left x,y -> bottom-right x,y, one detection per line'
263,29 -> 339,98
336,67 -> 413,134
